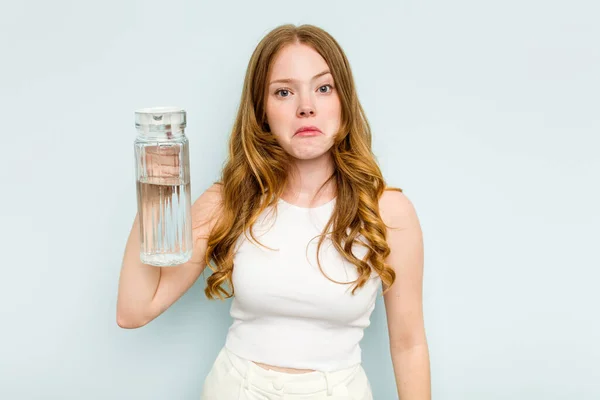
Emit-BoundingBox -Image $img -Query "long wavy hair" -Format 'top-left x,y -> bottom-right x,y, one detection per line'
203,24 -> 402,300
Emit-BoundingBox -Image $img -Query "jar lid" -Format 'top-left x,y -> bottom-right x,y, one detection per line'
135,107 -> 186,133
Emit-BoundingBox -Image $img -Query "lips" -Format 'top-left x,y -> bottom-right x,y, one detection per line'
295,126 -> 322,136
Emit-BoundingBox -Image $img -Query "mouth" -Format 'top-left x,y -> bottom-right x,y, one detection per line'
294,126 -> 322,137
295,130 -> 322,137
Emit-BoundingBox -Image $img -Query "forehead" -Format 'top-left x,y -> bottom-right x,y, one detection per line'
269,43 -> 330,79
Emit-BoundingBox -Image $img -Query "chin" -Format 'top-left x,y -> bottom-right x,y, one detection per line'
289,149 -> 332,161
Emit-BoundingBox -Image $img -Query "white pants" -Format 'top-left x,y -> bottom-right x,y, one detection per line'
200,346 -> 374,399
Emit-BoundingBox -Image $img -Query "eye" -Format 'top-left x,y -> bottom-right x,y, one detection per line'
318,84 -> 334,93
274,88 -> 291,98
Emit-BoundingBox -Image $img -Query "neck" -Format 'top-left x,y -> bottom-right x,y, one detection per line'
283,152 -> 336,205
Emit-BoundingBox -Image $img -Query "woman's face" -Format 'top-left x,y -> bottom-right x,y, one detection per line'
264,43 -> 342,161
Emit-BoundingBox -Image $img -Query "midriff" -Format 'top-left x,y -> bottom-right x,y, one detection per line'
252,361 -> 316,374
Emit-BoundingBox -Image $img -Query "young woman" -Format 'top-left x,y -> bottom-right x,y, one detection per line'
117,24 -> 431,399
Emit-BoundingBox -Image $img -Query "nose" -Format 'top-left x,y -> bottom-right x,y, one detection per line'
297,99 -> 316,118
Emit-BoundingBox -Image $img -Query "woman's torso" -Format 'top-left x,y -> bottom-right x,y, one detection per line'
227,195 -> 381,374
253,361 -> 316,373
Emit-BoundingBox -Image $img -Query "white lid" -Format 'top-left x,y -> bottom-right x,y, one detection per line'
135,106 -> 186,132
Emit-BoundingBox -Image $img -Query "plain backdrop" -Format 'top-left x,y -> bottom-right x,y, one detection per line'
1,0 -> 598,399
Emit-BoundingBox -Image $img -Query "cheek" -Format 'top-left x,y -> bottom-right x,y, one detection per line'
324,101 -> 342,130
323,95 -> 341,116
266,101 -> 289,123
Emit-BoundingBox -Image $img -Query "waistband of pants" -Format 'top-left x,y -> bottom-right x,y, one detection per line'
221,346 -> 362,396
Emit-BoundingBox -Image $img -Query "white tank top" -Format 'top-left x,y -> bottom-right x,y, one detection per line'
224,197 -> 382,372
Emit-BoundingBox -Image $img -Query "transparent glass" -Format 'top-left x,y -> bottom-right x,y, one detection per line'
134,107 -> 192,266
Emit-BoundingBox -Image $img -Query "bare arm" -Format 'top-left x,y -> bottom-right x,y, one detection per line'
380,190 -> 431,399
116,183 -> 222,329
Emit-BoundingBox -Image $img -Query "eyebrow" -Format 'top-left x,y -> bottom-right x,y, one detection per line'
269,70 -> 332,86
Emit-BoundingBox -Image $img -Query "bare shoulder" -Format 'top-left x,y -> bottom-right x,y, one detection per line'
191,183 -> 224,234
378,188 -> 420,230
195,182 -> 223,204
